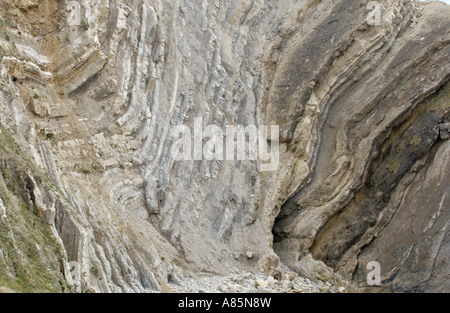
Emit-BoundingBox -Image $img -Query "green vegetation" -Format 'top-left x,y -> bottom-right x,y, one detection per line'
0,126 -> 70,292
0,126 -> 39,176
0,193 -> 63,292
0,21 -> 8,42
0,167 -> 66,293
33,93 -> 39,99
90,266 -> 99,278
81,21 -> 90,31
388,159 -> 401,173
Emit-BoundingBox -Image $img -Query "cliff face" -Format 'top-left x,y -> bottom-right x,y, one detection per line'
0,0 -> 448,293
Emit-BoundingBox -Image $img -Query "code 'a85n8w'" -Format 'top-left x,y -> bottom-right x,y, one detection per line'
221,297 -> 272,309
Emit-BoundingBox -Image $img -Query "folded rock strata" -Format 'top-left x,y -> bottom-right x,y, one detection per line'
0,0 -> 448,292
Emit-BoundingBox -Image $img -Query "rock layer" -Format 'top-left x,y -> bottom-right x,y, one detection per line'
0,0 -> 448,292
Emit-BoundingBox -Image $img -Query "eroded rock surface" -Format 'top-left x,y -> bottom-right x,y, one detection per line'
0,0 -> 448,292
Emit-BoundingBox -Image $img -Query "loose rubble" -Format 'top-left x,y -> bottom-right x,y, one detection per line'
164,266 -> 347,294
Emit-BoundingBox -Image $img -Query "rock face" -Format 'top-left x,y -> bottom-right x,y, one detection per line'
0,0 -> 448,293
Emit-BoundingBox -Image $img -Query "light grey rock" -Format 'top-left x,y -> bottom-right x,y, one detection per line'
0,196 -> 6,221
255,279 -> 269,289
0,287 -> 14,293
440,123 -> 450,140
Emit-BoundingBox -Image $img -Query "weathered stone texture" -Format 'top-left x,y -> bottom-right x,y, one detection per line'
0,0 -> 448,292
